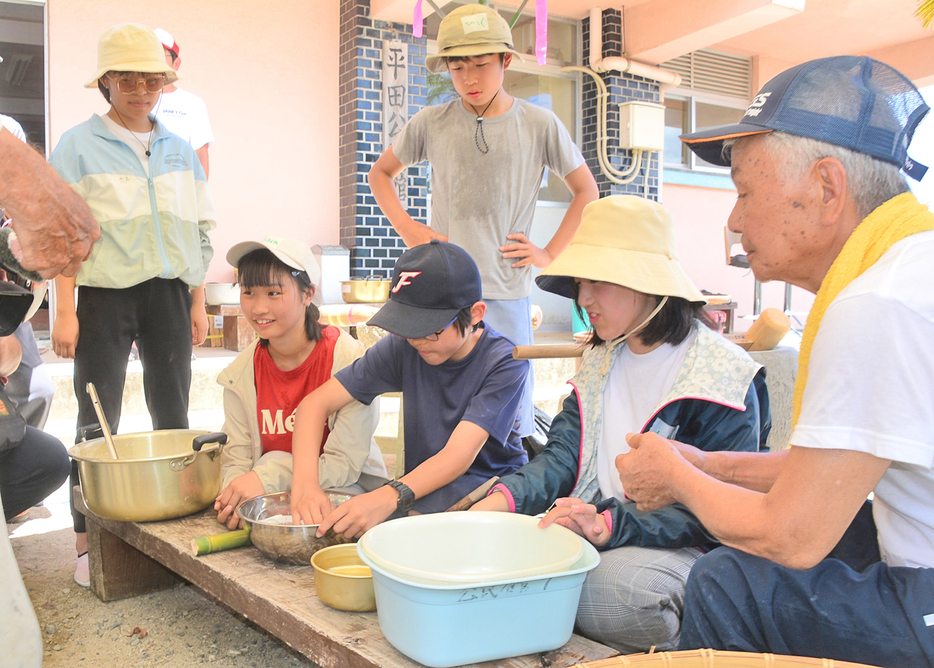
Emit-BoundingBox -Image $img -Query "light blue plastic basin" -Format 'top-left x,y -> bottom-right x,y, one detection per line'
357,538 -> 600,668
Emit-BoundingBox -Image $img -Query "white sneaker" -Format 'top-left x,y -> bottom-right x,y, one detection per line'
74,552 -> 90,588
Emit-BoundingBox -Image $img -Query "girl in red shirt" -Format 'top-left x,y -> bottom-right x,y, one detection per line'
213,237 -> 386,529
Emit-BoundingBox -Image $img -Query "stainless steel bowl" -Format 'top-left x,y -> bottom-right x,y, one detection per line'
236,490 -> 354,565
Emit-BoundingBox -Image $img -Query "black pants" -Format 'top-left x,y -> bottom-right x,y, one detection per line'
0,427 -> 70,521
70,278 -> 193,533
73,278 -> 192,435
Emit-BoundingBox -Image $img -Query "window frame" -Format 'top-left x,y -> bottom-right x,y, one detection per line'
663,87 -> 749,174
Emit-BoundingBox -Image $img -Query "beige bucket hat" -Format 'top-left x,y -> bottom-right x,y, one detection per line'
536,195 -> 707,304
425,4 -> 524,74
84,23 -> 178,89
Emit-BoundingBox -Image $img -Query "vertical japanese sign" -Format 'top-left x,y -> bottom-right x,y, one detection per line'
382,40 -> 408,204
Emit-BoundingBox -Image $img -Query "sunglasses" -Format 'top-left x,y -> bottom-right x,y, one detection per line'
107,72 -> 166,94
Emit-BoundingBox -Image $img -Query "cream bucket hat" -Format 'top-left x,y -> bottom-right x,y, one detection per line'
536,195 -> 707,304
85,23 -> 178,89
425,4 -> 524,74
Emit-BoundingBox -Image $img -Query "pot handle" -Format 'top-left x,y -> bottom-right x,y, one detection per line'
192,432 -> 228,453
77,423 -> 105,444
170,432 -> 228,471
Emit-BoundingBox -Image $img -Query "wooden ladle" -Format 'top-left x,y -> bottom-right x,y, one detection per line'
85,382 -> 119,459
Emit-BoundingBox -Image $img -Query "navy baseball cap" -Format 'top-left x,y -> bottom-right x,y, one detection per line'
680,56 -> 929,181
367,240 -> 482,339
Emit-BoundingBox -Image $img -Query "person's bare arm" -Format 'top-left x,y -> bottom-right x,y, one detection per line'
51,274 -> 79,359
190,284 -> 208,346
618,433 -> 889,569
0,332 -> 22,376
368,147 -> 447,248
195,145 -> 209,180
469,489 -> 509,511
397,420 -> 489,500
625,435 -> 789,498
316,420 -> 490,539
291,377 -> 357,525
500,163 -> 599,268
0,128 -> 99,278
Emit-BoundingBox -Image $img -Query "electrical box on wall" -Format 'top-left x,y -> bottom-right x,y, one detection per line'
617,101 -> 665,151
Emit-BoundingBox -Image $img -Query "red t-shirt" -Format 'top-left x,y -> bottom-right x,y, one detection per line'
252,326 -> 339,455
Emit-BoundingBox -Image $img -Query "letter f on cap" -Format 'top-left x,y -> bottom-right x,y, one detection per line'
392,271 -> 423,293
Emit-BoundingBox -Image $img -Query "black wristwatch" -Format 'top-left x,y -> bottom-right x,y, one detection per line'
384,479 -> 416,513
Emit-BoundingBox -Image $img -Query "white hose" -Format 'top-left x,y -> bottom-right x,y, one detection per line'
562,65 -> 645,185
565,7 -> 682,187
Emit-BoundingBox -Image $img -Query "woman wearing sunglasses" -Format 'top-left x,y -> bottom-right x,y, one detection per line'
48,24 -> 215,587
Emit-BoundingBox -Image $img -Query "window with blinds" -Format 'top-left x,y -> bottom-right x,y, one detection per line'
662,50 -> 752,171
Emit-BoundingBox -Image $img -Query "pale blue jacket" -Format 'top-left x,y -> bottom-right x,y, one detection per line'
50,114 -> 215,289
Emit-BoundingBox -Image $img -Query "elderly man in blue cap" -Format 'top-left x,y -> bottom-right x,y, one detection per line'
616,56 -> 933,667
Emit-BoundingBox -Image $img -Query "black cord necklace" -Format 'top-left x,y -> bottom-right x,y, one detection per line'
112,108 -> 154,157
468,90 -> 499,155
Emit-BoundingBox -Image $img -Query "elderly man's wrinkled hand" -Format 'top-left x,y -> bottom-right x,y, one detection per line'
10,186 -> 99,279
616,432 -> 688,511
0,129 -> 100,278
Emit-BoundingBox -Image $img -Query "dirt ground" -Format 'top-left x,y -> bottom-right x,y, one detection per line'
8,493 -> 320,668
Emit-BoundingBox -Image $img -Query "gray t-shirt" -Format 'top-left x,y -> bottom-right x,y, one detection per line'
392,98 -> 585,300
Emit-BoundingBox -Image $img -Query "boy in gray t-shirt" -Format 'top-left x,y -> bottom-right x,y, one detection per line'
369,3 -> 598,436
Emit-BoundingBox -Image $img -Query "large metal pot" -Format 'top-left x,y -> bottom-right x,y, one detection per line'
69,430 -> 227,522
341,276 -> 391,304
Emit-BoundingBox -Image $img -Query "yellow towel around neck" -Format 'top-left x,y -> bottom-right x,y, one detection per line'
792,192 -> 934,427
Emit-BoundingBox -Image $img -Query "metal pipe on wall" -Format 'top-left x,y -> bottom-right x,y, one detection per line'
565,8 -> 682,188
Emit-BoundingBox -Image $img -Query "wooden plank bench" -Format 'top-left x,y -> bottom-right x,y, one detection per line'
75,491 -> 619,668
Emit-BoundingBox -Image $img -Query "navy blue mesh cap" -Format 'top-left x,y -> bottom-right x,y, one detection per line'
367,240 -> 482,339
681,56 -> 930,180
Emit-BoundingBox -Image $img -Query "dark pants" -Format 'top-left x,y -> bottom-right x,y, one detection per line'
0,427 -> 70,520
73,278 -> 192,435
70,278 -> 193,533
679,502 -> 934,668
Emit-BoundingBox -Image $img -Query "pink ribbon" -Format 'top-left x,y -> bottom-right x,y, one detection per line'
536,0 -> 548,65
413,0 -> 423,38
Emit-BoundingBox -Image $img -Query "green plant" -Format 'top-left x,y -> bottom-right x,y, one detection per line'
427,72 -> 458,106
917,0 -> 934,28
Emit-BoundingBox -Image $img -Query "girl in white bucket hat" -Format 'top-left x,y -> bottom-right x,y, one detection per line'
472,195 -> 771,653
49,23 -> 215,588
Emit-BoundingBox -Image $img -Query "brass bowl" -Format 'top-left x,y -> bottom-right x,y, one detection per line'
236,491 -> 353,565
68,430 -> 226,522
340,277 -> 391,304
311,543 -> 375,612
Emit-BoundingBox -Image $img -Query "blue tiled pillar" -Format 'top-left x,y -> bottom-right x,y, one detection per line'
339,0 -> 429,277
582,8 -> 661,200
